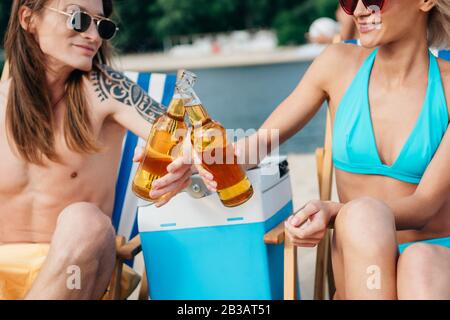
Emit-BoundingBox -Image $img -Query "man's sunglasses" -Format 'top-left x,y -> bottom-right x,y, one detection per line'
339,0 -> 386,15
46,6 -> 119,40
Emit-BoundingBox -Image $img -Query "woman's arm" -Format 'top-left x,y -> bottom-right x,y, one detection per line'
290,129 -> 450,232
235,44 -> 347,170
385,65 -> 450,231
385,128 -> 450,230
288,128 -> 450,233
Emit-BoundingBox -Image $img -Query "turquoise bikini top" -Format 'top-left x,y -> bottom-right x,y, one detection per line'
332,48 -> 449,184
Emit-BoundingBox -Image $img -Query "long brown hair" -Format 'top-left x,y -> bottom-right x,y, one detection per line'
4,0 -> 113,165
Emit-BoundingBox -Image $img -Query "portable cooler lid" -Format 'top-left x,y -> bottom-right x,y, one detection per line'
138,156 -> 291,232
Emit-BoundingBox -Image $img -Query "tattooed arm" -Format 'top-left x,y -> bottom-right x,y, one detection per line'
90,64 -> 193,208
90,64 -> 166,139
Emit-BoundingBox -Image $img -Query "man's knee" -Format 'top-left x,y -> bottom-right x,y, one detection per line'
335,197 -> 395,249
55,202 -> 115,256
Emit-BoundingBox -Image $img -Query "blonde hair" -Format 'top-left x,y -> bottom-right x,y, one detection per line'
428,0 -> 450,48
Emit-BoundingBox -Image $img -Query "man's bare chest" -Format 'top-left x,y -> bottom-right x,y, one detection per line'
0,101 -> 125,196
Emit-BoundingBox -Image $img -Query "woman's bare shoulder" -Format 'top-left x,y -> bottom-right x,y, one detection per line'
316,42 -> 372,71
312,43 -> 372,92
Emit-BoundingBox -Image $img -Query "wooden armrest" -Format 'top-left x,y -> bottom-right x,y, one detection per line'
264,221 -> 285,245
116,235 -> 142,260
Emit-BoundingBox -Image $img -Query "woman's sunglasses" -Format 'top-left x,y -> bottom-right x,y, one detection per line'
339,0 -> 386,15
46,6 -> 119,40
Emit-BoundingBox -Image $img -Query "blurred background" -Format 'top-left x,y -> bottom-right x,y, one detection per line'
0,0 -> 351,155
0,0 -> 347,155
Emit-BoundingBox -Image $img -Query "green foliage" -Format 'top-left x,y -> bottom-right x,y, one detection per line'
0,0 -> 339,53
111,0 -> 163,52
273,0 -> 338,45
155,0 -> 241,36
0,0 -> 12,55
315,0 -> 340,17
273,1 -> 315,45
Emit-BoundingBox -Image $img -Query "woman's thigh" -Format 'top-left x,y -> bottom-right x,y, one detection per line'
397,243 -> 450,300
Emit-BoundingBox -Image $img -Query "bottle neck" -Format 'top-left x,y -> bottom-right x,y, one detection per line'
186,104 -> 211,127
166,90 -> 186,121
183,86 -> 211,127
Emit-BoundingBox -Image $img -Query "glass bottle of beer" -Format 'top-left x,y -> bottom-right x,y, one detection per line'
181,72 -> 254,207
132,81 -> 188,202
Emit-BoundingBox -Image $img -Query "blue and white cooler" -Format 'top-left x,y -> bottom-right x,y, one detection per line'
138,156 -> 296,300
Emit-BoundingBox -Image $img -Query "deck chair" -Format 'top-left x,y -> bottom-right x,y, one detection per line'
107,70 -> 177,300
0,61 -> 177,300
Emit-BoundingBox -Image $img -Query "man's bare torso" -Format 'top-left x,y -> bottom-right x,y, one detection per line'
0,76 -> 126,244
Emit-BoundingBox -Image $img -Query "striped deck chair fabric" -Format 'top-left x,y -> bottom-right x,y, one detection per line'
112,72 -> 177,254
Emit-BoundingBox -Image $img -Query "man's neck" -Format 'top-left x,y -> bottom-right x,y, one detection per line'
46,60 -> 74,108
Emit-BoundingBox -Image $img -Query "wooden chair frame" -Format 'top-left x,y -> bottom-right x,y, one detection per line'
313,108 -> 335,300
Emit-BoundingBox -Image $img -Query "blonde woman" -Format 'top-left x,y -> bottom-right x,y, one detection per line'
199,0 -> 450,299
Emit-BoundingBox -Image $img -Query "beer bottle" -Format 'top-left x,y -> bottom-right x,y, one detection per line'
181,72 -> 254,207
132,79 -> 189,202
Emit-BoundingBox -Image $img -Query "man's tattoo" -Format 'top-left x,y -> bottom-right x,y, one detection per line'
91,64 -> 166,123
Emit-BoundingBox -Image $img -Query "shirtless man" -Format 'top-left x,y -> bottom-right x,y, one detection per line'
0,0 -> 191,299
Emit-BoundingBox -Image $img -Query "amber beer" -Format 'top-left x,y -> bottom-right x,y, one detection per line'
132,90 -> 187,202
182,73 -> 254,207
